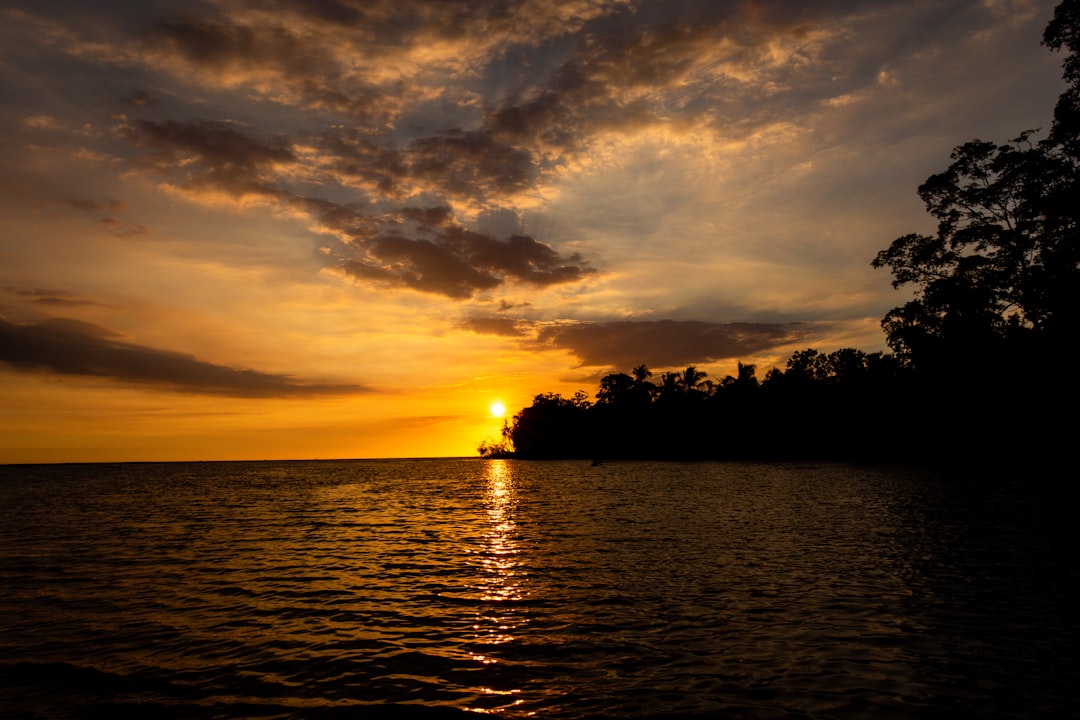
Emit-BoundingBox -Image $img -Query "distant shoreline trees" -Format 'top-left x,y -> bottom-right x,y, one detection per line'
480,0 -> 1079,464
479,350 -> 916,461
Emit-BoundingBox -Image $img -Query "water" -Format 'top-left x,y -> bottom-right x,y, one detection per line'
0,459 -> 1076,719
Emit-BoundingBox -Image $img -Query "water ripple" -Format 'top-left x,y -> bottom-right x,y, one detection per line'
1,459 -> 1076,718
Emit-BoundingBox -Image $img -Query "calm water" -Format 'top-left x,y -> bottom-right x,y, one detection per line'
0,459 -> 1076,719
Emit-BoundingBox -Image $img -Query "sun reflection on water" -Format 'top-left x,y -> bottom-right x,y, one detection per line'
479,459 -> 523,604
469,459 -> 527,666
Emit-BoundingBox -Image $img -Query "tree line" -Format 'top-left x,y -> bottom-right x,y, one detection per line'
479,351 -> 914,460
480,0 -> 1079,463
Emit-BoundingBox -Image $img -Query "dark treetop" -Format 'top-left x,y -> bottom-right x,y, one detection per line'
483,0 -> 1080,464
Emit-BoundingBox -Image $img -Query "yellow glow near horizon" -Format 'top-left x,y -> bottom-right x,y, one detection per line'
489,401 -> 507,418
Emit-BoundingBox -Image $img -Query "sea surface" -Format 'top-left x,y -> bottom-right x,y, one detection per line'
0,459 -> 1076,719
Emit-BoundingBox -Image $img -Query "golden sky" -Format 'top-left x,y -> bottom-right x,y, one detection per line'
0,0 -> 1066,462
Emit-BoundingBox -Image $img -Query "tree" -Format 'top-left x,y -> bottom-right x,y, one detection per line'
1045,0 -> 1080,157
784,348 -> 828,383
873,1 -> 1080,368
506,392 -> 592,458
865,2 -> 1080,462
596,372 -> 634,404
631,364 -> 653,385
657,371 -> 682,401
679,366 -> 708,395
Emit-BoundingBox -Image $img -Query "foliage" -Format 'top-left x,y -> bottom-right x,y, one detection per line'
482,3 -> 1077,465
1045,0 -> 1080,157
871,133 -> 1078,366
496,350 -> 913,461
872,0 -> 1080,370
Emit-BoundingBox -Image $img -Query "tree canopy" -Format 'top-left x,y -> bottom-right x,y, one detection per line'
481,1 -> 1079,465
873,0 -> 1079,372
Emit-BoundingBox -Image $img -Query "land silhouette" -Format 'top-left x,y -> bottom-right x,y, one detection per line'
480,0 -> 1079,463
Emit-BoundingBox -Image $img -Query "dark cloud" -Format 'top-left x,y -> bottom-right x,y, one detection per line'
109,0 -> 1007,305
478,2 -> 812,156
405,131 -> 537,198
65,197 -> 146,237
119,118 -> 295,200
121,89 -> 157,107
290,196 -> 380,241
257,0 -> 604,48
151,18 -> 336,82
467,233 -> 593,285
67,197 -> 124,213
537,319 -> 803,369
137,1 -> 803,195
334,221 -> 594,299
457,317 -> 525,337
297,198 -> 592,298
484,91 -> 579,160
116,116 -> 593,298
148,14 -> 403,124
401,205 -> 454,228
313,128 -> 407,197
4,287 -> 105,308
340,234 -> 503,298
272,0 -> 363,26
312,126 -> 539,201
0,317 -> 368,397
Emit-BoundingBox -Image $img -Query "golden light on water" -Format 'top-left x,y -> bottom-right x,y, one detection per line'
470,460 -> 526,667
478,459 -> 522,605
466,459 -> 527,711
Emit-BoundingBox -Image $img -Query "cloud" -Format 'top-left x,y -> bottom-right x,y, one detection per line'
310,128 -> 407,197
118,116 -> 593,298
67,197 -> 124,214
295,198 -> 593,298
120,89 -> 157,107
478,2 -> 839,159
536,319 -> 804,369
4,287 -> 105,308
106,1 -> 864,303
62,197 -> 147,237
457,316 -> 525,337
21,115 -> 62,130
27,0 -> 1051,315
118,118 -> 295,202
0,317 -> 368,397
339,234 -> 502,298
405,131 -> 538,199
128,1 -> 845,206
144,11 -> 411,124
333,223 -> 595,299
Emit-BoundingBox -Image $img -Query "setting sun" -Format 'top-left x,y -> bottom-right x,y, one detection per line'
489,401 -> 507,418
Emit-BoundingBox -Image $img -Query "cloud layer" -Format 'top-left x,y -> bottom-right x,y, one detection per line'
0,317 -> 367,397
0,0 -> 1065,459
536,319 -> 804,369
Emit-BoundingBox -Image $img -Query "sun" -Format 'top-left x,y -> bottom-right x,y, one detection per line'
489,401 -> 506,418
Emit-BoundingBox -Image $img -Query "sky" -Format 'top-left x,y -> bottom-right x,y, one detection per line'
0,0 -> 1067,463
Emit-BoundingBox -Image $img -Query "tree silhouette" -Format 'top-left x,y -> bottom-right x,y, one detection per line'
486,2 -> 1077,465
495,350 -> 911,461
680,366 -> 707,393
1045,0 -> 1080,157
874,1 -> 1079,373
596,372 -> 634,405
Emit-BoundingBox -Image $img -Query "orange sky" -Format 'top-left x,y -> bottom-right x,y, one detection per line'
0,0 -> 1066,462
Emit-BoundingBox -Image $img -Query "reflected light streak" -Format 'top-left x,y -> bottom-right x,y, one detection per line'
479,459 -> 522,604
469,460 -> 527,665
466,460 -> 528,713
